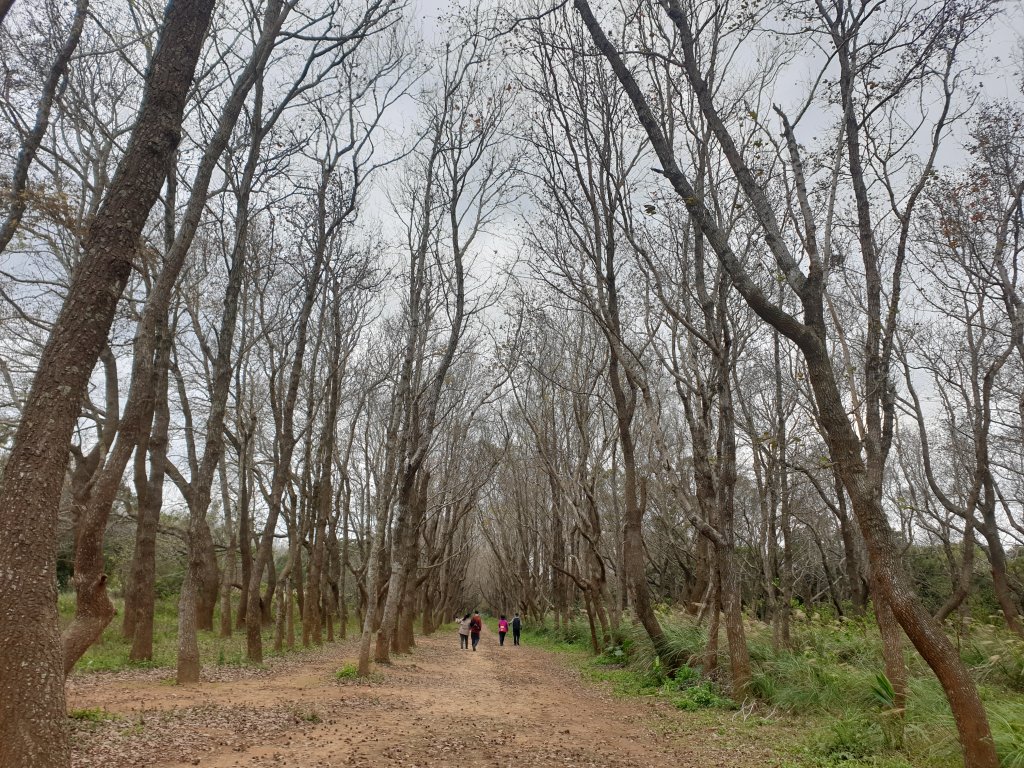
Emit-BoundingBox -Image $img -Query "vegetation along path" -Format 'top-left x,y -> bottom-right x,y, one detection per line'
67,626 -> 785,768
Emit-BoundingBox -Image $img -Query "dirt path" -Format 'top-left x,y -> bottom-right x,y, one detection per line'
68,628 -> 785,767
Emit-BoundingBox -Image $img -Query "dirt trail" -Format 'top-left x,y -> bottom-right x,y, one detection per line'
68,628 -> 783,767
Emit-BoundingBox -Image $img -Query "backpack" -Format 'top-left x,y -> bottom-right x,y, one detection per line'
512,616 -> 521,630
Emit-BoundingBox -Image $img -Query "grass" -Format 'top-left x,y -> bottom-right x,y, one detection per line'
58,592 -> 352,674
335,663 -> 359,680
513,610 -> 1024,768
69,707 -> 118,722
504,616 -> 599,654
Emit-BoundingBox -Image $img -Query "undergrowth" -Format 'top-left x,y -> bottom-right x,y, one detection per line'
58,593 -> 355,674
520,609 -> 1024,767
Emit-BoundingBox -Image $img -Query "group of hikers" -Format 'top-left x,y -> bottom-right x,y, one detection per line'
456,611 -> 522,650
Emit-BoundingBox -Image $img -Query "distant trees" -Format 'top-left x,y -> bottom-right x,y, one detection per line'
357,15 -> 519,675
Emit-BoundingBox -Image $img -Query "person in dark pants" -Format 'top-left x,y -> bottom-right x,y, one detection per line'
512,613 -> 522,646
470,611 -> 482,651
498,615 -> 509,646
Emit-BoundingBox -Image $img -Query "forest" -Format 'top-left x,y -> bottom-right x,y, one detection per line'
1,0 -> 1024,766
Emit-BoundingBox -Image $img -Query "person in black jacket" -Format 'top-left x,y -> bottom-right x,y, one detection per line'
511,613 -> 522,646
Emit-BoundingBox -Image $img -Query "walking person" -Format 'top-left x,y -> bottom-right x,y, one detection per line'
498,615 -> 509,646
458,613 -> 471,650
512,613 -> 522,646
469,611 -> 482,651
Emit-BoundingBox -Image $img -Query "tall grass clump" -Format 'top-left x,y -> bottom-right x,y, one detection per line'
751,649 -> 877,715
990,702 -> 1024,768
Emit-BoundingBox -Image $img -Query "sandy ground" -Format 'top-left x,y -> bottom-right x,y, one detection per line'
67,627 -> 786,767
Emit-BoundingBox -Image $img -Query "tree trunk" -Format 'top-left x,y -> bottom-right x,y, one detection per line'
304,490 -> 327,646
395,579 -> 417,653
610,357 -> 668,662
978,501 -> 1024,639
936,518 -> 975,624
377,468 -> 430,661
715,308 -> 752,696
62,449 -> 117,675
0,0 -> 214,761
195,515 -> 220,631
703,578 -> 721,676
236,431 -> 253,628
358,504 -> 389,675
374,509 -> 408,663
219,455 -> 237,638
833,469 -> 868,614
286,578 -> 296,650
274,580 -> 288,653
872,571 -> 907,744
176,527 -> 204,684
339,485 -> 350,638
123,319 -> 172,648
128,346 -> 171,661
805,349 -> 998,768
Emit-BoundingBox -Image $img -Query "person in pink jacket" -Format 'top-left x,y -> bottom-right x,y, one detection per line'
498,615 -> 509,646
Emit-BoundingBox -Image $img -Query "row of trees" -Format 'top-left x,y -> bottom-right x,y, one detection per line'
1,0 -> 1022,766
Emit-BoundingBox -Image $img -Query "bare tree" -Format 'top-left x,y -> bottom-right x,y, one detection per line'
570,0 -> 1001,762
0,0 -> 215,762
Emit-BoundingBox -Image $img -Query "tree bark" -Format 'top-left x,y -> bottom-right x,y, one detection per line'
127,324 -> 173,660
219,455 -> 236,638
0,0 -> 214,762
236,423 -> 254,628
176,526 -> 203,683
195,515 -> 220,632
872,571 -> 907,737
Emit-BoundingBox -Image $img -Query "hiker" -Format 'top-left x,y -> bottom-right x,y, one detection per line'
469,611 -> 483,651
498,615 -> 509,646
458,613 -> 471,650
512,613 -> 522,646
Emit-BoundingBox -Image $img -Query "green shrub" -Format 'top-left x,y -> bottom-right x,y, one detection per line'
810,714 -> 885,762
335,663 -> 359,680
751,652 -> 874,714
596,644 -> 628,665
664,664 -> 700,689
69,707 -> 116,722
670,681 -> 736,711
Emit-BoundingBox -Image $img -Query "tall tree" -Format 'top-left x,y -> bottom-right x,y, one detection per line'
571,0 -> 1001,763
0,0 -> 215,763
